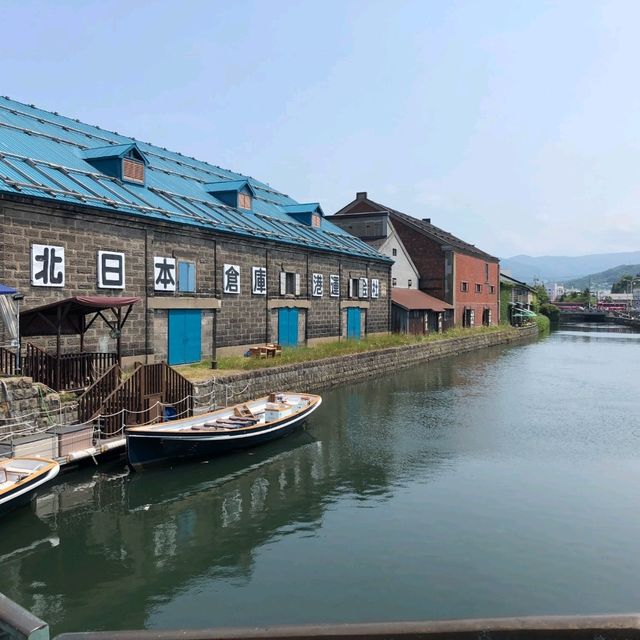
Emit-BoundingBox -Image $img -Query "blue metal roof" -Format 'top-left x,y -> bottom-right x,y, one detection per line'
282,203 -> 324,216
0,97 -> 390,262
82,143 -> 147,163
204,179 -> 254,194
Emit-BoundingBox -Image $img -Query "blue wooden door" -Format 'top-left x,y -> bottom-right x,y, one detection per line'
347,307 -> 361,340
278,308 -> 299,347
168,309 -> 201,365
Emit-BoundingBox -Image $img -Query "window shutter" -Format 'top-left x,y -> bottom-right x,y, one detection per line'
122,158 -> 144,184
349,279 -> 354,298
294,273 -> 301,296
280,272 -> 287,295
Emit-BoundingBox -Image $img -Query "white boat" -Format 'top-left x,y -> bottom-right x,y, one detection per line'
0,457 -> 60,516
126,392 -> 322,470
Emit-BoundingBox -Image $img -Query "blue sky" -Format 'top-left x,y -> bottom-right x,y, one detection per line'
3,0 -> 640,257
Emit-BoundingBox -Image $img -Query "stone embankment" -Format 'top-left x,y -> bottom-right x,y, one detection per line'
194,325 -> 539,406
0,377 -> 77,438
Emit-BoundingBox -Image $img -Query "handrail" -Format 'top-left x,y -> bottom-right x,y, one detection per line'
0,592 -> 49,640
50,614 -> 640,640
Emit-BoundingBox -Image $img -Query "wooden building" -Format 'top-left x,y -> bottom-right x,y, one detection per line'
391,289 -> 453,335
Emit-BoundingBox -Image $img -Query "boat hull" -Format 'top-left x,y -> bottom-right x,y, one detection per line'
126,398 -> 320,470
0,462 -> 60,517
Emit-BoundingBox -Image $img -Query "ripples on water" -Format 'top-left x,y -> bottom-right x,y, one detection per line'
1,324 -> 640,633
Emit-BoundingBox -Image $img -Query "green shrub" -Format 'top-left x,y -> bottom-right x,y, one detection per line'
535,314 -> 551,335
539,303 -> 560,323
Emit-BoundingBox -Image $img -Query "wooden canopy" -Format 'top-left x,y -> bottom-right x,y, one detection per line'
20,296 -> 140,362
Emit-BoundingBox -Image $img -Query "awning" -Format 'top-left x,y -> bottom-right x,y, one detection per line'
0,284 -> 17,295
391,289 -> 454,312
20,296 -> 141,337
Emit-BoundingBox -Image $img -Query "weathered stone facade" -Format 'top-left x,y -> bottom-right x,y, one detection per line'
0,196 -> 391,363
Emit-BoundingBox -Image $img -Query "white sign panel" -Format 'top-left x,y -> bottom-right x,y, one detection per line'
312,273 -> 324,297
223,264 -> 240,294
329,274 -> 340,297
31,244 -> 65,287
154,256 -> 176,292
252,267 -> 267,295
371,279 -> 380,299
98,251 -> 125,289
359,277 -> 369,298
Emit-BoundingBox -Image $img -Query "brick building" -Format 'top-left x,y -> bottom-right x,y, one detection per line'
332,192 -> 499,328
0,98 -> 391,365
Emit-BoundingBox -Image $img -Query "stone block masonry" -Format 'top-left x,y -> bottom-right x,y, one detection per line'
194,325 -> 538,406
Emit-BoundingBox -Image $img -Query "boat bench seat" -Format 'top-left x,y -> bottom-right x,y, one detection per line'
4,467 -> 31,477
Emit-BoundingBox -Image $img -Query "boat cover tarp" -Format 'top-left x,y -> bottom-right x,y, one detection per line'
20,296 -> 141,336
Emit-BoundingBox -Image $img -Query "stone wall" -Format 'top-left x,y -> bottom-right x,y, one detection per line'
194,325 -> 538,407
0,377 -> 77,438
0,197 -> 391,361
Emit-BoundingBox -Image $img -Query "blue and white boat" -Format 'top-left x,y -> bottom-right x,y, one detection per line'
126,392 -> 322,470
0,457 -> 60,516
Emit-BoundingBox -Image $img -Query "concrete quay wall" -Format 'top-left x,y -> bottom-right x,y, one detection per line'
195,325 -> 539,406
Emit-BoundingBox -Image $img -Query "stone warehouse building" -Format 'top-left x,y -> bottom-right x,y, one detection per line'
332,193 -> 500,329
0,98 -> 391,365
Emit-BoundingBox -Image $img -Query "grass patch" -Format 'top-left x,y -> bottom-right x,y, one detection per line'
534,314 -> 551,335
176,325 -> 513,379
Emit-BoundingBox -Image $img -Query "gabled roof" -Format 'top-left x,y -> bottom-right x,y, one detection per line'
82,143 -> 148,164
500,272 -> 536,292
282,203 -> 324,216
204,179 -> 255,195
391,289 -> 453,311
0,97 -> 389,263
333,194 -> 498,262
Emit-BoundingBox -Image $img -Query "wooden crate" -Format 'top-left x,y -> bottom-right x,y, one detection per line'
0,432 -> 57,459
53,424 -> 94,457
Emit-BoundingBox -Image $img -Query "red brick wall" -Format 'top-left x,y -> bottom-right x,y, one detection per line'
454,254 -> 500,326
391,217 -> 447,300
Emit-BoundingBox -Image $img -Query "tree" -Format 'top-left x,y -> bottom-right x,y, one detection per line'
611,274 -> 639,294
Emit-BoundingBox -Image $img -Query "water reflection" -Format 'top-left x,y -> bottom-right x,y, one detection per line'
2,326 -> 640,633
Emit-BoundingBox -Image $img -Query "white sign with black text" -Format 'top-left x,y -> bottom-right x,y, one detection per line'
31,244 -> 65,287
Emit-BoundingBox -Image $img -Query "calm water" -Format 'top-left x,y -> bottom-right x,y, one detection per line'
2,324 -> 640,633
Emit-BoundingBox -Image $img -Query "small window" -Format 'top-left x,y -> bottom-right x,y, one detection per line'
392,277 -> 397,286
484,263 -> 489,282
122,158 -> 144,184
280,272 -> 301,296
178,261 -> 196,292
349,278 -> 360,298
408,279 -> 412,288
392,248 -> 397,256
238,193 -> 252,210
460,281 -> 469,292
490,285 -> 495,294
475,283 -> 482,293
311,214 -> 321,228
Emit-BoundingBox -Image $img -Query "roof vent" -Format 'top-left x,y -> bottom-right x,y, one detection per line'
356,192 -> 367,200
282,203 -> 324,227
422,218 -> 431,224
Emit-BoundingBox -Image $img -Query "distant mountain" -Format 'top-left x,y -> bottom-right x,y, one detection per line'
501,251 -> 640,283
563,264 -> 640,290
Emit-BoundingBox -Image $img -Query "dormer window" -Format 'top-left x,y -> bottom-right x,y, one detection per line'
82,143 -> 148,185
205,180 -> 255,211
282,203 -> 325,227
238,193 -> 252,210
123,157 -> 144,184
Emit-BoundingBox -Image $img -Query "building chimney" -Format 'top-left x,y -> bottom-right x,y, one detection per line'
422,218 -> 431,224
356,191 -> 367,200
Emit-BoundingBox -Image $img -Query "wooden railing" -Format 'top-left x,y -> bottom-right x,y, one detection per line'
0,346 -> 17,376
77,363 -> 122,426
23,343 -> 117,391
81,362 -> 194,437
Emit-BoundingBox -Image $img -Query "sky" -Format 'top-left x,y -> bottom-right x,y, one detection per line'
3,0 -> 640,258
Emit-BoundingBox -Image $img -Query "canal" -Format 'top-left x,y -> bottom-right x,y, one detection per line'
1,324 -> 640,634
